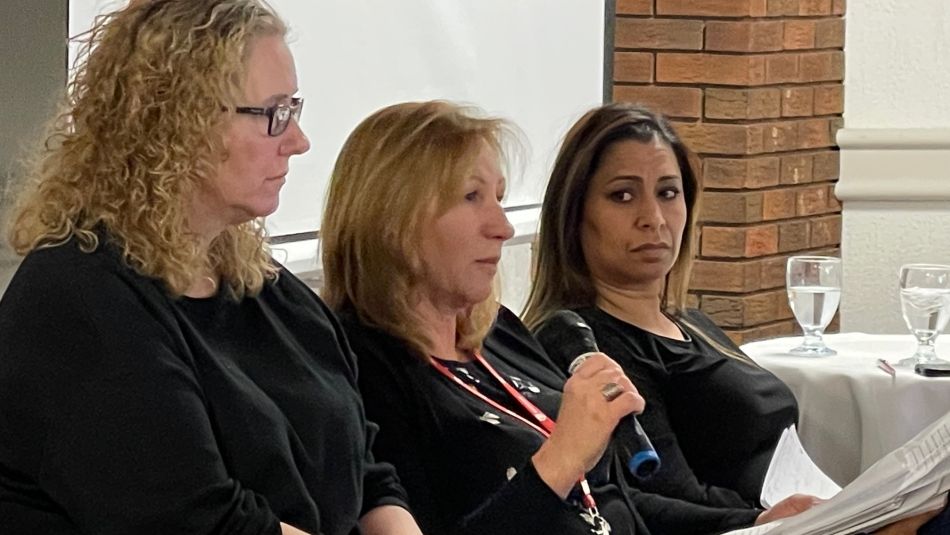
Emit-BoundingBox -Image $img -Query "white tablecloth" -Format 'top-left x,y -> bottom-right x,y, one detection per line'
741,333 -> 950,485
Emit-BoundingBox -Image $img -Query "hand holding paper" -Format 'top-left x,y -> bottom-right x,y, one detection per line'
723,412 -> 950,535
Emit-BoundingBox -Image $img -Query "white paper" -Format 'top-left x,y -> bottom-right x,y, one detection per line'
723,412 -> 950,535
760,425 -> 842,508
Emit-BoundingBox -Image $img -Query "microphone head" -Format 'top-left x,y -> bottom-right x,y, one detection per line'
630,450 -> 661,479
533,310 -> 600,374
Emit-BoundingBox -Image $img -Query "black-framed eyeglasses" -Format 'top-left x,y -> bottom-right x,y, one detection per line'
233,97 -> 304,137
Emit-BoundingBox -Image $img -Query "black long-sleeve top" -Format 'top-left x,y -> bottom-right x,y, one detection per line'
342,305 -> 761,535
0,237 -> 407,535
542,307 -> 798,509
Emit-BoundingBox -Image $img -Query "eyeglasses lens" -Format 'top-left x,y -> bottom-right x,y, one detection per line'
269,99 -> 303,137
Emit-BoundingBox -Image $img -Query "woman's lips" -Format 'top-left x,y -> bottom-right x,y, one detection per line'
631,242 -> 669,252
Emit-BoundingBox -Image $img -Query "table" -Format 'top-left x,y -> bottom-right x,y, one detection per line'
740,333 -> 950,486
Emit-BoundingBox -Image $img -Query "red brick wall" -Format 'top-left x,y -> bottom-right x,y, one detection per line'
612,0 -> 845,343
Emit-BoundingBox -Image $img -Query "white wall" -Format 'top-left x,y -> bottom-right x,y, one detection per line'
69,2 -> 604,235
839,1 -> 950,333
68,0 -> 607,312
844,0 -> 950,129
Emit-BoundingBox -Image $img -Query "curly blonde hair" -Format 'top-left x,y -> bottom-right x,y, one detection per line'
7,0 -> 286,297
322,101 -> 517,361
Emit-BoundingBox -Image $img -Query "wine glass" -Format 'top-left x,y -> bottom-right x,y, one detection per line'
898,263 -> 950,367
786,256 -> 842,356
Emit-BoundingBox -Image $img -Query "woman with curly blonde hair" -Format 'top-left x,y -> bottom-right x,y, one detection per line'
0,2 -> 421,534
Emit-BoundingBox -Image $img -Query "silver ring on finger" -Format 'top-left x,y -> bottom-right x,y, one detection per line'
600,382 -> 625,402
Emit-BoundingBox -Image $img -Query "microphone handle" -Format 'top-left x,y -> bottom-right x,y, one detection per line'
569,352 -> 660,479
616,414 -> 661,479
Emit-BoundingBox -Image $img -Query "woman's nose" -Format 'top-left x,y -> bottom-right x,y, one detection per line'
280,118 -> 310,156
488,202 -> 514,241
636,197 -> 663,229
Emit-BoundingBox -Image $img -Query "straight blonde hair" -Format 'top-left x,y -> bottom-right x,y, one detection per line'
322,101 -> 518,360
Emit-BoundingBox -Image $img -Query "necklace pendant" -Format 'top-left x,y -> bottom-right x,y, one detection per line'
580,507 -> 611,535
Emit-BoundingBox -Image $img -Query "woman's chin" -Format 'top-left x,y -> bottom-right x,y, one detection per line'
461,287 -> 494,309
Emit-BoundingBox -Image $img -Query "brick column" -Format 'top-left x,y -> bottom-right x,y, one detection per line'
612,0 -> 845,344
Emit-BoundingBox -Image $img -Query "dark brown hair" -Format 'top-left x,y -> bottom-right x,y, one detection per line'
522,103 -> 701,329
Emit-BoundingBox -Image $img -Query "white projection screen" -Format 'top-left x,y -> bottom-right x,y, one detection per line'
69,1 -> 606,265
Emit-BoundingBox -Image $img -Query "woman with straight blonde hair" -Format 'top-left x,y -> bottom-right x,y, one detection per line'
321,100 -> 511,358
321,100 -> 822,535
0,2 -> 420,534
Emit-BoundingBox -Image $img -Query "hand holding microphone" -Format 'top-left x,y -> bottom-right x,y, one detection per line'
531,352 -> 644,498
534,310 -> 661,480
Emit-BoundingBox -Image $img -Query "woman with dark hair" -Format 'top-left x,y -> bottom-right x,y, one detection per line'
523,103 -> 798,508
0,2 -> 420,534
523,103 -> 947,534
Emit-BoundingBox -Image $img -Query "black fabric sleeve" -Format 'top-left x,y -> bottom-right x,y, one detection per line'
7,262 -> 280,535
356,421 -> 411,517
629,485 -> 761,535
349,325 -> 578,535
322,309 -> 409,519
455,459 -> 580,534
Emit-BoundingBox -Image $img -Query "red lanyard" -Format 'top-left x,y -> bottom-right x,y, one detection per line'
429,350 -> 598,510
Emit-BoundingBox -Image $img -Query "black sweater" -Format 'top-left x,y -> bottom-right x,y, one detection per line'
0,238 -> 407,535
342,306 -> 760,535
542,308 -> 798,509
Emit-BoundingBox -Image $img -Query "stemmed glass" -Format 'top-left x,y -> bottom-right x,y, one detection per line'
898,263 -> 950,367
786,256 -> 842,356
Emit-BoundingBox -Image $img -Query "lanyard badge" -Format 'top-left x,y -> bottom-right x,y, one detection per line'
431,352 -> 613,534
580,508 -> 612,534
578,480 -> 612,534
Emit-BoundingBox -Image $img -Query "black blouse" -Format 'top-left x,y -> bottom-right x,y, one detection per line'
545,307 -> 799,508
344,305 -> 761,535
0,237 -> 407,535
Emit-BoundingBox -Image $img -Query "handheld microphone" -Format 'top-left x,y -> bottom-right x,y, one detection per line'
534,310 -> 660,480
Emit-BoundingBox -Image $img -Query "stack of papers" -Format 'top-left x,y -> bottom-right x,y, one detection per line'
724,412 -> 950,535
